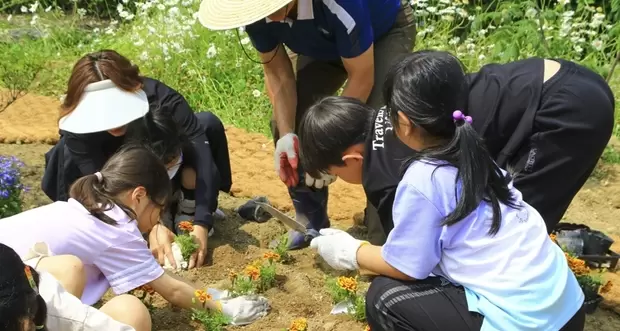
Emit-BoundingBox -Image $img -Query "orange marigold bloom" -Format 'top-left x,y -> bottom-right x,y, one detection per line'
364,326 -> 371,331
549,234 -> 557,243
600,280 -> 613,294
289,317 -> 308,331
564,253 -> 590,276
141,285 -> 155,295
337,276 -> 358,293
263,251 -> 281,262
178,221 -> 194,232
194,289 -> 212,303
244,265 -> 261,281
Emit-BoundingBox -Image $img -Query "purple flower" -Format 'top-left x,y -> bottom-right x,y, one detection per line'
0,155 -> 25,218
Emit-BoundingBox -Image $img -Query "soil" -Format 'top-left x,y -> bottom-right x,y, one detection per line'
1,94 -> 619,330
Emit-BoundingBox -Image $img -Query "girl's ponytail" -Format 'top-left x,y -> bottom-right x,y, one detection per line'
69,173 -> 129,225
446,111 -> 515,235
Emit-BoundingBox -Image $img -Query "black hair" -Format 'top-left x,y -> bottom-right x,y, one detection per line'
125,106 -> 186,165
0,244 -> 48,331
69,144 -> 172,225
298,96 -> 374,178
384,50 -> 517,235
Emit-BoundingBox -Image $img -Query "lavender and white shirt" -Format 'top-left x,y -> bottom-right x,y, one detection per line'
0,199 -> 164,305
383,160 -> 584,331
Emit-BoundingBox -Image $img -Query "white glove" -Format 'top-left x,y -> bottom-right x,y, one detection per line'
163,242 -> 187,270
305,172 -> 337,189
310,228 -> 365,271
274,133 -> 300,177
219,295 -> 270,326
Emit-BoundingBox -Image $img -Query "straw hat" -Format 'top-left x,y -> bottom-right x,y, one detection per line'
59,79 -> 149,134
198,0 -> 294,30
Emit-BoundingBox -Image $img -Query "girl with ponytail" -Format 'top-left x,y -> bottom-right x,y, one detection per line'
1,145 -> 269,327
308,51 -> 586,331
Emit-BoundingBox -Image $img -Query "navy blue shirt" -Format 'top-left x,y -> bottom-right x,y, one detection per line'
245,0 -> 402,61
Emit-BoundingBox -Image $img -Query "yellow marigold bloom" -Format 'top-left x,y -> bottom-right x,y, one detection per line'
289,317 -> 308,331
337,276 -> 358,293
194,289 -> 212,303
564,253 -> 590,276
364,325 -> 371,331
178,221 -> 194,232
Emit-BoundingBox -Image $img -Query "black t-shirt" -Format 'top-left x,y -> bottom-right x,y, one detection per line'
362,57 -> 545,233
61,77 -> 218,227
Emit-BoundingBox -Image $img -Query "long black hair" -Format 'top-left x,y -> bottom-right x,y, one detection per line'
69,144 -> 172,225
384,50 -> 517,235
0,243 -> 48,331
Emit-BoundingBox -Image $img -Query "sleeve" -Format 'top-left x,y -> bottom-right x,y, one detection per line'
95,239 -> 164,295
39,272 -> 136,331
63,132 -> 106,175
170,94 -> 218,229
381,182 -> 444,279
324,0 -> 374,58
245,20 -> 280,54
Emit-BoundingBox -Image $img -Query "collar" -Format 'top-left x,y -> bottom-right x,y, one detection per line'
265,0 -> 315,25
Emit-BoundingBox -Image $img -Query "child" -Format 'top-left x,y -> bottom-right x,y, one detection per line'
0,243 -> 148,331
1,145 -> 268,326
41,49 -> 233,268
298,51 -> 615,245
308,51 -> 585,330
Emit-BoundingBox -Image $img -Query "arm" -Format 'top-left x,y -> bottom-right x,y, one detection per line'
356,244 -> 414,280
63,132 -> 107,175
246,21 -> 297,135
260,45 -> 297,135
330,0 -> 376,102
169,93 -> 218,229
148,272 -> 220,311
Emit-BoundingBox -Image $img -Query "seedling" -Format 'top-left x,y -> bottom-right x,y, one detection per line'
326,276 -> 366,322
191,289 -> 231,331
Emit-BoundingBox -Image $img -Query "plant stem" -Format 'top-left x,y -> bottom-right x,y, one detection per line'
607,50 -> 620,83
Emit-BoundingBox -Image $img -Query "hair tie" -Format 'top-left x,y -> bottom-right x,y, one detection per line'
24,266 -> 39,294
452,110 -> 472,125
94,172 -> 103,183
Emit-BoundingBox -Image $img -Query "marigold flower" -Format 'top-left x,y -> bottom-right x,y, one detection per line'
564,253 -> 590,276
289,317 -> 308,331
364,326 -> 371,331
600,280 -> 613,294
549,234 -> 557,243
139,285 -> 155,295
178,221 -> 194,232
244,265 -> 261,281
194,289 -> 212,303
337,276 -> 358,293
263,251 -> 281,262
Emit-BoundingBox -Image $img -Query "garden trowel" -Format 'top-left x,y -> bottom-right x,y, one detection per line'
255,201 -> 377,276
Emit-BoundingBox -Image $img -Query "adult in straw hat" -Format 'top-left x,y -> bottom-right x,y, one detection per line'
198,0 -> 416,249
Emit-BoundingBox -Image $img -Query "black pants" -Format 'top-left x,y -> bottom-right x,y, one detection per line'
366,276 -> 586,331
194,111 -> 232,194
505,61 -> 615,232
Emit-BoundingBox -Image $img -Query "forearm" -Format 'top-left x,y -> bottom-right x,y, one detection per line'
191,138 -> 218,229
356,244 -> 414,281
341,73 -> 374,103
263,51 -> 297,135
153,272 -> 219,311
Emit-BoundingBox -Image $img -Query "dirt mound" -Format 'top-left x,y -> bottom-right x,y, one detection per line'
0,90 -> 60,144
226,126 -> 366,222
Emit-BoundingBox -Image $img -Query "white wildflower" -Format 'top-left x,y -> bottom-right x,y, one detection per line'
525,8 -> 537,19
448,37 -> 460,45
591,40 -> 603,51
252,89 -> 261,98
206,44 -> 217,58
29,1 -> 39,13
20,6 -> 28,13
241,37 -> 251,45
7,14 -> 12,21
45,6 -> 52,12
478,54 -> 486,61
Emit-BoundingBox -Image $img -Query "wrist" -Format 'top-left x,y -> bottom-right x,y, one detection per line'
354,241 -> 370,268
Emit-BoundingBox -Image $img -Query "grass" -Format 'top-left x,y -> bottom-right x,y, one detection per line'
0,0 -> 619,141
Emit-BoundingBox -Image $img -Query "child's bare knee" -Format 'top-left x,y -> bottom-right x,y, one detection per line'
181,167 -> 196,190
101,295 -> 152,331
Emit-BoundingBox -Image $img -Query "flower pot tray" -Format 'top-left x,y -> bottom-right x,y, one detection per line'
583,294 -> 604,315
553,222 -> 619,271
